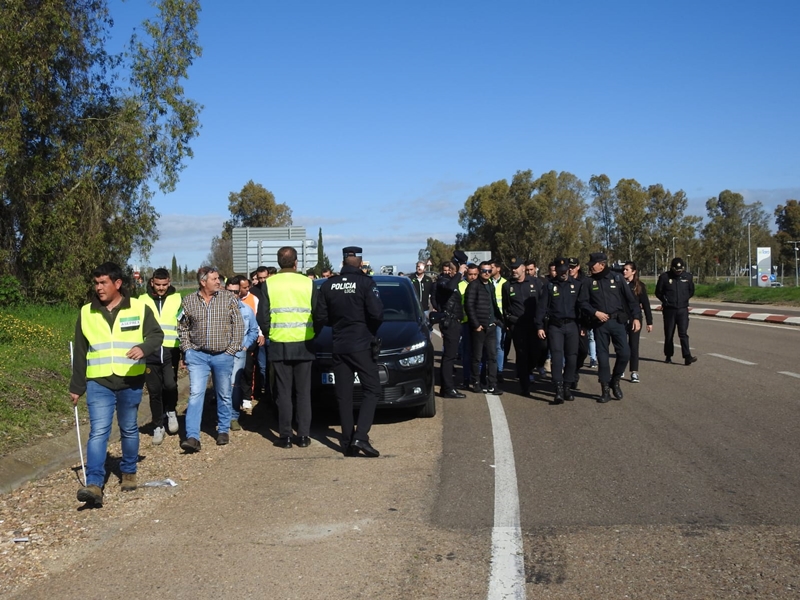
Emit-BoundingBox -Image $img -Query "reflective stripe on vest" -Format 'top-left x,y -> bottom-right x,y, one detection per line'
267,273 -> 314,343
458,279 -> 469,323
140,293 -> 181,347
493,276 -> 506,312
81,298 -> 147,377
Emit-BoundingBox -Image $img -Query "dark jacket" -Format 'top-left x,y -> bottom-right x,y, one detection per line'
465,278 -> 502,330
580,267 -> 642,323
432,271 -> 464,322
502,276 -> 541,328
628,280 -> 654,326
410,274 -> 434,311
314,265 -> 384,354
535,276 -> 582,330
655,270 -> 694,309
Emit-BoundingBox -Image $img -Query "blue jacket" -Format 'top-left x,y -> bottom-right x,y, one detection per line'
237,301 -> 260,356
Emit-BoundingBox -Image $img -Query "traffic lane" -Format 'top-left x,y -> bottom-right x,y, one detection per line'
646,312 -> 800,375
510,316 -> 800,528
663,298 -> 800,318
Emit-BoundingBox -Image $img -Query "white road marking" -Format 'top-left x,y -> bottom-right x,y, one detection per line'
706,353 -> 757,365
777,371 -> 800,379
692,315 -> 800,330
486,394 -> 526,600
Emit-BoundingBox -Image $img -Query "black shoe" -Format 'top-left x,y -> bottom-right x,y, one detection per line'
665,356 -> 672,364
216,432 -> 229,446
441,388 -> 466,399
471,384 -> 484,394
610,377 -> 623,400
598,383 -> 612,403
570,374 -> 580,390
553,382 -> 565,404
351,438 -> 380,457
684,356 -> 698,365
296,436 -> 311,447
486,387 -> 503,395
564,385 -> 575,401
180,437 -> 201,453
274,436 -> 293,449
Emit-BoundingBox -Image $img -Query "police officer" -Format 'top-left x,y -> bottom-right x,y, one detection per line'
536,258 -> 582,404
579,252 -> 642,403
432,251 -> 469,398
263,246 -> 317,449
314,246 -> 384,457
568,257 -> 590,390
502,258 -> 542,397
655,257 -> 697,365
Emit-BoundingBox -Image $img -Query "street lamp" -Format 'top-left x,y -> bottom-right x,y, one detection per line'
672,237 -> 678,259
787,241 -> 800,287
747,222 -> 752,287
654,248 -> 661,277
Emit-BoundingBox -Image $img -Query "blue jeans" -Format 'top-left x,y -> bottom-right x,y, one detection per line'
495,323 -> 505,373
85,381 -> 143,487
184,349 -> 234,440
230,350 -> 247,421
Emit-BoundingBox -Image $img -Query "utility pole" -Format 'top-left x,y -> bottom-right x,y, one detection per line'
787,241 -> 800,288
747,222 -> 752,287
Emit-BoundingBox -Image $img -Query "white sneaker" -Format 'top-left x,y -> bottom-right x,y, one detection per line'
631,372 -> 640,383
589,359 -> 598,369
242,399 -> 253,410
152,426 -> 165,446
165,411 -> 179,434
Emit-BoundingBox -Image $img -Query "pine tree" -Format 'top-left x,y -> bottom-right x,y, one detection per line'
171,254 -> 178,280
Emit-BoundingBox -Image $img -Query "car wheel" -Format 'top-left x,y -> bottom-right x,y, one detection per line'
416,386 -> 437,418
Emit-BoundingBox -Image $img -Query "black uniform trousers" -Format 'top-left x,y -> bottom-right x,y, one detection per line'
627,327 -> 642,372
471,324 -> 498,388
145,349 -> 180,425
439,320 -> 461,391
662,307 -> 691,359
273,359 -> 312,438
593,318 -> 630,384
510,322 -> 541,393
576,326 -> 589,369
332,349 -> 380,444
547,321 -> 580,384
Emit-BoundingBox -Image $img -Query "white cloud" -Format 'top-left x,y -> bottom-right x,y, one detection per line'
144,213 -> 226,269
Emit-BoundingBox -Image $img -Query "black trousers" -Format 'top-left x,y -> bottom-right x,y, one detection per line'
627,327 -> 642,371
471,325 -> 498,388
547,322 -> 579,383
439,321 -> 461,391
145,349 -> 180,425
510,323 -> 542,393
576,326 -> 589,369
273,360 -> 312,438
593,318 -> 630,384
333,350 -> 380,445
662,307 -> 691,359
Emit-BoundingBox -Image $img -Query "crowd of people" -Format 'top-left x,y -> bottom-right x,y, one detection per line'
69,246 -> 384,507
423,251 -> 695,404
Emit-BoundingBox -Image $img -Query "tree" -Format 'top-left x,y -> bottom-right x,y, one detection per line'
223,180 -> 293,236
456,179 -> 509,252
589,174 -> 617,253
206,235 -> 233,279
775,200 -> 800,269
171,254 -> 179,280
0,0 -> 202,304
316,228 -> 332,275
420,238 -> 455,270
647,185 -> 701,275
614,178 -> 649,263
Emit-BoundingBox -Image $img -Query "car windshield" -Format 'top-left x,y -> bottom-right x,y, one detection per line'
376,281 -> 418,322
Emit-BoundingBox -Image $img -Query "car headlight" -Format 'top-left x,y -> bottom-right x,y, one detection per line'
402,340 -> 427,352
399,353 -> 425,367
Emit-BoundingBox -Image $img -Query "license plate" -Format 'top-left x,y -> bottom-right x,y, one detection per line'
321,372 -> 361,384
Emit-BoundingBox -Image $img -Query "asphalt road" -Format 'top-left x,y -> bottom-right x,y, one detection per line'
7,313 -> 800,599
435,314 -> 800,597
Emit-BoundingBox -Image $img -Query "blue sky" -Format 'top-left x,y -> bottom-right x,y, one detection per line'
114,1 -> 800,273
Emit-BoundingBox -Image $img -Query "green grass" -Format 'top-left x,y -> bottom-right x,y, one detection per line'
642,280 -> 800,307
0,304 -> 78,457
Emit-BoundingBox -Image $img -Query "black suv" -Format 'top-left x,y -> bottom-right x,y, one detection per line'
312,275 -> 436,418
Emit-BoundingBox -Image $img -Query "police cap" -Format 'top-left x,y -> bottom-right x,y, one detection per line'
342,246 -> 362,259
452,250 -> 468,265
555,257 -> 570,275
568,257 -> 580,268
588,252 -> 608,267
509,257 -> 526,269
671,257 -> 685,271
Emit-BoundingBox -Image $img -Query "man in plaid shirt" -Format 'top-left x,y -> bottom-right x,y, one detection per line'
178,266 -> 245,451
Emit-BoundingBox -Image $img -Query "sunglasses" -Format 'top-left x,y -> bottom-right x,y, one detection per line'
480,269 -> 492,273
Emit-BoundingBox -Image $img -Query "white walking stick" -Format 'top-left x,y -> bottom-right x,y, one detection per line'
70,342 -> 87,486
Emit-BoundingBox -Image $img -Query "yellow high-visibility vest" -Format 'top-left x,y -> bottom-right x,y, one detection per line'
81,298 -> 147,378
493,276 -> 506,312
140,293 -> 181,347
458,279 -> 469,323
267,272 -> 314,343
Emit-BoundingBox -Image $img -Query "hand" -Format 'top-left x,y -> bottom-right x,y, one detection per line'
458,264 -> 468,274
475,325 -> 483,332
70,392 -> 80,406
257,335 -> 265,347
126,347 -> 144,360
646,324 -> 653,333
537,329 -> 546,340
595,311 -> 609,322
179,360 -> 186,370
631,319 -> 641,333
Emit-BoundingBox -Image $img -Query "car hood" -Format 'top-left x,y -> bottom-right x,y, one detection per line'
314,320 -> 427,356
